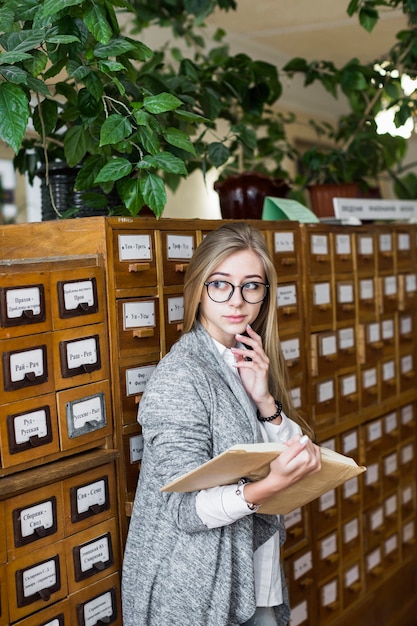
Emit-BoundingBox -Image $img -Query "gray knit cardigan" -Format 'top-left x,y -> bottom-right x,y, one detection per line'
121,323 -> 290,626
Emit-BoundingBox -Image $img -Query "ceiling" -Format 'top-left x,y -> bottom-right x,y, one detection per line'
204,1 -> 408,119
207,1 -> 407,67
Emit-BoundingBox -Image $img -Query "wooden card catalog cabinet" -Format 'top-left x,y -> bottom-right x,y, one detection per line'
400,438 -> 415,477
337,371 -> 359,419
63,463 -> 116,536
311,377 -> 336,428
399,273 -> 417,311
341,474 -> 362,522
401,480 -> 416,521
283,507 -> 310,556
315,530 -> 340,582
401,519 -> 416,556
360,364 -> 379,410
5,483 -> 64,560
332,230 -> 354,275
271,227 -> 301,278
396,227 -> 415,271
379,274 -> 398,315
289,599 -> 309,626
53,325 -> 108,390
0,272 -> 50,339
162,232 -> 196,286
7,542 -> 67,622
335,279 -> 356,325
318,576 -> 341,624
311,331 -> 338,378
357,277 -> 377,321
363,503 -> 384,551
112,230 -> 156,290
355,231 -> 376,275
117,298 -> 160,359
358,321 -> 383,366
399,353 -> 415,393
69,571 -> 121,626
380,357 -> 398,401
123,426 -> 143,498
376,230 -> 394,273
384,531 -> 400,570
398,313 -> 415,351
364,418 -> 384,462
341,515 -> 362,561
0,394 -> 59,470
65,518 -> 119,594
365,545 -> 384,591
400,402 -> 416,440
119,359 -> 156,426
0,334 -> 54,402
308,280 -> 334,331
383,491 -> 399,536
280,335 -> 304,383
305,230 -> 332,276
164,293 -> 184,352
380,316 -> 396,357
341,560 -> 363,611
285,548 -> 316,608
311,488 -> 340,538
362,460 -> 381,508
336,326 -> 357,371
50,267 -> 104,330
56,381 -> 112,451
0,565 -> 8,626
382,449 -> 399,493
276,282 -> 301,329
341,428 -> 360,466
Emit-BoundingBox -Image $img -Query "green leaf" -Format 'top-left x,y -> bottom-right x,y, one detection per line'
358,6 -> 379,32
64,125 -> 89,166
139,173 -> 166,217
118,178 -> 145,216
78,88 -> 102,117
47,35 -> 80,45
283,57 -> 309,73
33,99 -> 58,136
207,142 -> 230,167
94,158 -> 133,183
163,127 -> 196,156
100,114 -> 132,146
42,0 -> 83,18
143,92 -> 183,114
138,152 -> 188,175
0,50 -> 33,64
84,4 -> 113,44
174,110 -> 210,124
0,65 -> 29,85
0,83 -> 29,153
136,126 -> 161,155
3,30 -> 45,53
98,60 -> 126,72
94,38 -> 137,58
0,6 -> 14,31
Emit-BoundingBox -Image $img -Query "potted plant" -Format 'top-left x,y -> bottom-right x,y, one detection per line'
0,0 -> 240,219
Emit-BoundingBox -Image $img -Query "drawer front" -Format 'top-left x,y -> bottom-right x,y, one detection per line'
117,297 -> 160,359
0,394 -> 59,470
63,462 -> 117,536
112,230 -> 157,290
0,271 -> 51,339
56,381 -> 112,452
69,571 -> 122,626
164,292 -> 184,353
161,231 -> 196,286
5,482 -> 64,560
333,231 -> 354,275
270,227 -> 301,278
13,598 -> 71,626
118,359 -> 157,426
50,266 -> 105,330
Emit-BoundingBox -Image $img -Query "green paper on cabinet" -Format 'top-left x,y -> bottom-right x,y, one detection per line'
262,197 -> 319,223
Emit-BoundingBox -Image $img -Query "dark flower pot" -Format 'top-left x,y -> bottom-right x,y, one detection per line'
214,171 -> 290,220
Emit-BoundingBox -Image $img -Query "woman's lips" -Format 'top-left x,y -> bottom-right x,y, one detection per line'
224,315 -> 246,323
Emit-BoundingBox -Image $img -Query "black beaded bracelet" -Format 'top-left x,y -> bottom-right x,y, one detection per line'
256,399 -> 282,423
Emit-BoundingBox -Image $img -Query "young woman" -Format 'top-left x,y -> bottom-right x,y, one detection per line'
122,222 -> 321,626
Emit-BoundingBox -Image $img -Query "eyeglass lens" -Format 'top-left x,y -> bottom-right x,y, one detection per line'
205,281 -> 268,303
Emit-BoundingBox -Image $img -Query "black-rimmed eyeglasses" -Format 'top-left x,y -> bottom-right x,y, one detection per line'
204,280 -> 269,304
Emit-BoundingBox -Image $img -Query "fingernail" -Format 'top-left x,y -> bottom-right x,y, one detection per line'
300,435 -> 309,446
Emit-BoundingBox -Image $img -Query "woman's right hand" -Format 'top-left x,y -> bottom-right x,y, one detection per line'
242,435 -> 321,506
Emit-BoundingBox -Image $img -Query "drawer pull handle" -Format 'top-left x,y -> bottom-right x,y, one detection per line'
324,354 -> 337,362
289,527 -> 303,538
90,503 -> 102,514
325,553 -> 339,565
370,565 -> 384,577
286,359 -> 299,368
175,263 -> 189,273
281,306 -> 297,316
82,363 -> 97,373
370,341 -> 384,350
316,255 -> 330,263
347,582 -> 362,593
341,304 -> 355,312
176,323 -> 183,332
133,328 -> 155,339
77,302 -> 91,312
281,257 -> 296,266
93,560 -> 106,571
22,309 -> 35,319
24,371 -> 37,382
299,577 -> 314,590
38,588 -> 51,602
97,618 -> 112,625
35,525 -> 47,537
128,262 -> 151,273
29,434 -> 44,447
318,303 -> 331,311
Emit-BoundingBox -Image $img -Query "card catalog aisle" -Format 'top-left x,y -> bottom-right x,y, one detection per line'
0,217 -> 416,626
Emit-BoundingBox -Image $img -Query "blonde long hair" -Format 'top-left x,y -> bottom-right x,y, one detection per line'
183,222 -> 313,437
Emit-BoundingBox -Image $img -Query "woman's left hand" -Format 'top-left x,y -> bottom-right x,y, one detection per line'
231,325 -> 272,408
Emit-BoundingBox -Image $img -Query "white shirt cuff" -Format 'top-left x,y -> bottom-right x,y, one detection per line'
196,484 -> 255,529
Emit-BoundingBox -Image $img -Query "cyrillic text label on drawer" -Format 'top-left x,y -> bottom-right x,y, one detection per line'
162,232 -> 196,286
0,273 -> 50,339
51,266 -> 105,329
113,231 -> 156,289
63,462 -> 116,535
0,394 -> 59,469
7,542 -> 67,622
117,297 -> 160,358
5,482 -> 64,560
56,381 -> 112,451
0,334 -> 54,401
69,571 -> 121,626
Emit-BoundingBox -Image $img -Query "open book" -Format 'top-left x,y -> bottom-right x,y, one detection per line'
161,442 -> 366,515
